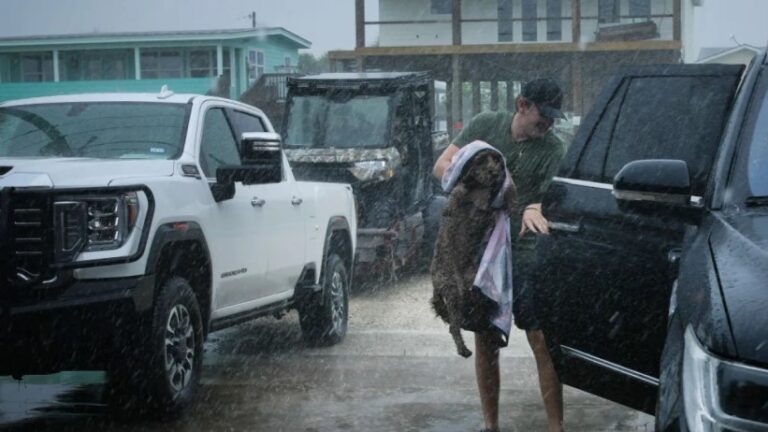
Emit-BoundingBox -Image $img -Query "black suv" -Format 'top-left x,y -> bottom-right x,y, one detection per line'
535,51 -> 768,430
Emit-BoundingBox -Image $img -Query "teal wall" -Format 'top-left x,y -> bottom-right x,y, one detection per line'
0,78 -> 212,101
0,33 -> 306,102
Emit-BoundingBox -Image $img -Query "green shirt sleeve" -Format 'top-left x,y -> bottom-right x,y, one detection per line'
452,112 -> 497,148
526,135 -> 568,205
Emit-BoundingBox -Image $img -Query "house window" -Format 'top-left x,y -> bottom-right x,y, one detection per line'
497,0 -> 514,42
141,49 -> 183,79
599,0 -> 620,23
21,52 -> 54,82
522,0 -> 538,42
629,0 -> 651,19
247,49 -> 265,84
431,0 -> 451,15
189,49 -> 216,78
61,50 -> 132,81
547,0 -> 562,41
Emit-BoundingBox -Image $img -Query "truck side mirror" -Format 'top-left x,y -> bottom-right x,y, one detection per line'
612,159 -> 694,207
239,132 -> 283,184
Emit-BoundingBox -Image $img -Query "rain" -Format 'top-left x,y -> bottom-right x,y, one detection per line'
1,1 -> 768,431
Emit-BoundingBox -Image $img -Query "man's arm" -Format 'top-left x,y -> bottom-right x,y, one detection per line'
433,143 -> 460,181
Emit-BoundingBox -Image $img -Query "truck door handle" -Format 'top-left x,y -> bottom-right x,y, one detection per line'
291,196 -> 303,206
251,197 -> 266,207
548,221 -> 581,233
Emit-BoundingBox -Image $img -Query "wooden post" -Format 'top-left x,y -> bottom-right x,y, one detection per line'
570,54 -> 582,116
451,54 -> 463,135
452,0 -> 462,45
356,0 -> 365,48
472,81 -> 481,116
572,0 -> 581,44
673,0 -> 682,42
490,81 -> 499,111
506,80 -> 516,111
446,79 -> 453,138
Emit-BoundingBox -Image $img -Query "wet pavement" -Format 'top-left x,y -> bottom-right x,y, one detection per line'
0,274 -> 653,431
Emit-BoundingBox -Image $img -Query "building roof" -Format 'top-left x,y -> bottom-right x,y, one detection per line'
697,45 -> 763,63
0,27 -> 311,50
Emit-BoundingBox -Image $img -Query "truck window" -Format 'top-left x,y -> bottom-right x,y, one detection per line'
573,80 -> 629,182
199,108 -> 241,178
603,76 -> 736,195
230,110 -> 266,135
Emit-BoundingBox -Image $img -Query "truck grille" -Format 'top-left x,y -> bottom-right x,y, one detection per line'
2,191 -> 52,286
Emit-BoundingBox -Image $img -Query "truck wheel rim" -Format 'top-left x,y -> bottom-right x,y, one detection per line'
165,304 -> 195,394
330,269 -> 346,335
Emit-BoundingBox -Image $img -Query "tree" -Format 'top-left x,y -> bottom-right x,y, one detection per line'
298,53 -> 330,75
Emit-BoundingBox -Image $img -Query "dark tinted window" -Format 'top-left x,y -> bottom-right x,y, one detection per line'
746,68 -> 768,197
573,80 -> 629,181
522,0 -> 538,42
431,0 -> 450,14
498,0 -> 514,42
230,110 -> 266,136
199,108 -> 240,178
604,76 -> 737,194
629,0 -> 651,19
599,0 -> 619,23
547,0 -> 562,41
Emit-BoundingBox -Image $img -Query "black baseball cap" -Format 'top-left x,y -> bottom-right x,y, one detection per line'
521,78 -> 566,120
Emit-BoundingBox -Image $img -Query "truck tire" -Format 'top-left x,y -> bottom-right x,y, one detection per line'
107,277 -> 204,417
299,253 -> 349,346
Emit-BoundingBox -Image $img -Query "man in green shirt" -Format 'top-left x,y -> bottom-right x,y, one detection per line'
433,78 -> 568,432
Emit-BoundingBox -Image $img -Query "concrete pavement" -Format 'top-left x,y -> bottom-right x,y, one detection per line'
0,274 -> 653,431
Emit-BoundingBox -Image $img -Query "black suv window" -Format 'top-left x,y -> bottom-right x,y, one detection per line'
200,108 -> 240,178
574,80 -> 629,181
603,76 -> 736,194
746,67 -> 768,197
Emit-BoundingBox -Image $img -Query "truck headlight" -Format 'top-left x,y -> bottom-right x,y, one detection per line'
683,327 -> 768,431
348,160 -> 397,182
54,191 -> 141,261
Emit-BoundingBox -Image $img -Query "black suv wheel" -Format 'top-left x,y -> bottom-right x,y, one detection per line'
299,253 -> 349,346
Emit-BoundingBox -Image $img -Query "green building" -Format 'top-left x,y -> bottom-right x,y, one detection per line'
0,28 -> 310,101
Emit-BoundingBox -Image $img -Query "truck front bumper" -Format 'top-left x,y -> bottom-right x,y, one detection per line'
0,274 -> 155,376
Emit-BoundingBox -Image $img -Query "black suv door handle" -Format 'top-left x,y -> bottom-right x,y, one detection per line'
548,221 -> 581,233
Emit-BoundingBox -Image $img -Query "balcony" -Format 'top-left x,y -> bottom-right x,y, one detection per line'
353,0 -> 679,51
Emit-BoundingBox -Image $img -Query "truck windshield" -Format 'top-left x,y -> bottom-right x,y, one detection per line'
284,95 -> 390,148
0,102 -> 189,159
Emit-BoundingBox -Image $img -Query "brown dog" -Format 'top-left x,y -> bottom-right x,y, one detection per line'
430,150 -> 516,358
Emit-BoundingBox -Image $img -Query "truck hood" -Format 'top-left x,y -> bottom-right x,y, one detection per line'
285,147 -> 401,165
710,211 -> 768,366
0,158 -> 175,188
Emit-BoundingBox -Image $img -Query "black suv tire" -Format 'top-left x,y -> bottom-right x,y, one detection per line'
299,253 -> 349,346
107,277 -> 204,417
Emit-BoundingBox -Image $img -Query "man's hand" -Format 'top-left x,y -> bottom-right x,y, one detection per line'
519,203 -> 550,236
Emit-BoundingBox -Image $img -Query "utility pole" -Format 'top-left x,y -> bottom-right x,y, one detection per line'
248,11 -> 256,28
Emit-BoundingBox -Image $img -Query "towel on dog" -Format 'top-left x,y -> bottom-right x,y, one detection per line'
442,140 -> 514,344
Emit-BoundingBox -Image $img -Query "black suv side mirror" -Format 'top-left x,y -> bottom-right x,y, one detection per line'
613,159 -> 693,207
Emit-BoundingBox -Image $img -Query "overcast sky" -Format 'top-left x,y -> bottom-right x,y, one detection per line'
0,0 -> 363,55
0,0 -> 765,57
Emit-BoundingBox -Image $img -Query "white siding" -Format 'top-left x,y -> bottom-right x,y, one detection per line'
377,0 -> 672,46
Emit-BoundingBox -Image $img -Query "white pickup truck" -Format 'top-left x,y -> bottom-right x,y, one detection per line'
0,90 -> 357,415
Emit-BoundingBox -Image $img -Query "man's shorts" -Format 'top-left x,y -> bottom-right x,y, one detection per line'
512,251 -> 541,331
